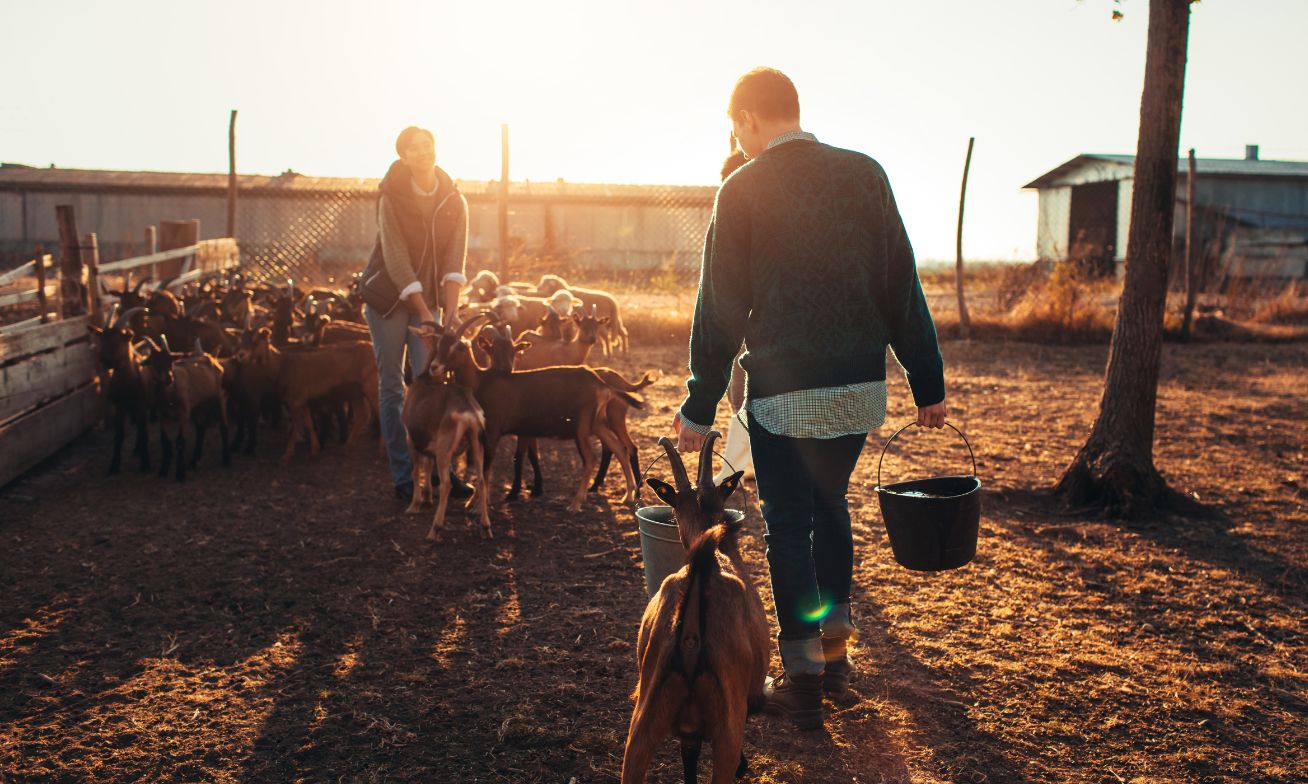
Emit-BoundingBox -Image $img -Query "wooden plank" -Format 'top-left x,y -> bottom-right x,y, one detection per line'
0,340 -> 96,425
96,244 -> 198,274
0,256 -> 54,287
0,383 -> 102,489
0,284 -> 58,309
0,315 -> 91,365
0,315 -> 51,336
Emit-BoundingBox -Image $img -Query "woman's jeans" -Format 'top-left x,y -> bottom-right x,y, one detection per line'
364,304 -> 428,487
747,411 -> 866,641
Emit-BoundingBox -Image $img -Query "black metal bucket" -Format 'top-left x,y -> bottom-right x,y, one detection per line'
875,422 -> 981,572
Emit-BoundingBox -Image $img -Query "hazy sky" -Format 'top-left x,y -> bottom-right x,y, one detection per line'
2,0 -> 1305,261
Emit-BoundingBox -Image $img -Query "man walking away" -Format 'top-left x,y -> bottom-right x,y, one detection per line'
673,68 -> 948,730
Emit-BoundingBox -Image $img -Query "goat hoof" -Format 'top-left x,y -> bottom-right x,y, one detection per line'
530,488 -> 543,498
482,528 -> 493,540
424,530 -> 442,543
404,504 -> 423,515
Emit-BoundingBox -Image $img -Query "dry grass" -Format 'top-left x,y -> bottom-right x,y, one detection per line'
1250,280 -> 1308,325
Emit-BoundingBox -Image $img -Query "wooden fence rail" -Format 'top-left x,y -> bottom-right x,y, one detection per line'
0,217 -> 240,488
0,255 -> 55,287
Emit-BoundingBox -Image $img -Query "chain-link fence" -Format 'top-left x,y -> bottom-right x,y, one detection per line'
232,176 -> 717,290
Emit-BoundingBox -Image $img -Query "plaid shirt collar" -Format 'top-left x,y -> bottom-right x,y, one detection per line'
766,130 -> 817,150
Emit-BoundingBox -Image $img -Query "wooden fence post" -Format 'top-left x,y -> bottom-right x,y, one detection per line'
33,244 -> 50,323
159,220 -> 200,280
228,109 -> 238,239
499,123 -> 510,278
83,233 -> 103,327
144,224 -> 158,284
55,205 -> 86,318
955,137 -> 975,339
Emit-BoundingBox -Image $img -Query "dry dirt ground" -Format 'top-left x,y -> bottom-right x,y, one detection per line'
1,340 -> 1304,784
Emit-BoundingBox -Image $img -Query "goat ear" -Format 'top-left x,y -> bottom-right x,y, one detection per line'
717,471 -> 745,503
646,478 -> 677,507
600,317 -> 611,324
88,325 -> 103,335
514,340 -> 532,353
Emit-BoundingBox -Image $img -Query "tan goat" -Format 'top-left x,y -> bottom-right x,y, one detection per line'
621,433 -> 769,784
536,274 -> 629,355
402,319 -> 492,541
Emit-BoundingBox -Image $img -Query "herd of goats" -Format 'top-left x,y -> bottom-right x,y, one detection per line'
90,267 -> 776,781
89,267 -> 658,537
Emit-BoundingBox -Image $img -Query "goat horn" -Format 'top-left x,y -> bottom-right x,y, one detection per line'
451,312 -> 492,343
113,306 -> 146,329
160,334 -> 172,354
106,301 -> 120,327
657,436 -> 693,496
132,276 -> 151,293
194,338 -> 204,355
697,430 -> 721,495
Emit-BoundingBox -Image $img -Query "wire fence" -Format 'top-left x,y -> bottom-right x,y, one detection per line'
233,179 -> 717,290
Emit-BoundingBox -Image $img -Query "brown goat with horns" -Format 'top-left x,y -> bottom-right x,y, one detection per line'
621,432 -> 769,784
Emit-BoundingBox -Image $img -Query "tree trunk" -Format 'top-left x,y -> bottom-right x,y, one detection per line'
1055,0 -> 1193,519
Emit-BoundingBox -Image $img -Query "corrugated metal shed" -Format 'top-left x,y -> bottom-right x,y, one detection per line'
1023,154 -> 1308,189
1023,152 -> 1308,278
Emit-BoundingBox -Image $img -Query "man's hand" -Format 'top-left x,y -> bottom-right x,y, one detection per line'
917,399 -> 947,429
672,412 -> 706,453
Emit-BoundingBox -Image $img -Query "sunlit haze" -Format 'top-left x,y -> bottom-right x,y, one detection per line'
3,0 -> 1305,261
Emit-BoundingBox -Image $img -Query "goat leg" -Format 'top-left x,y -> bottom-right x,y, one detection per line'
468,429 -> 492,539
109,409 -> 126,475
281,404 -> 302,465
569,420 -> 596,513
709,706 -> 747,784
406,451 -> 428,515
679,737 -> 702,784
508,438 -> 527,501
594,424 -> 636,504
528,441 -> 543,497
591,446 -> 612,492
218,405 -> 231,467
189,412 -> 207,468
427,431 -> 457,542
158,423 -> 173,479
135,412 -> 151,470
305,407 -> 322,456
174,423 -> 187,483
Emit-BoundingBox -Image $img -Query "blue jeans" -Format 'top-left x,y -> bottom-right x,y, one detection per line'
364,303 -> 429,487
748,411 -> 866,641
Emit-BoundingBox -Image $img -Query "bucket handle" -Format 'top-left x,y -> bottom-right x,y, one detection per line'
876,421 -> 977,489
635,444 -> 738,510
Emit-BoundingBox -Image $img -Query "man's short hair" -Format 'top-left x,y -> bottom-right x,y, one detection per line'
395,126 -> 435,156
728,68 -> 800,121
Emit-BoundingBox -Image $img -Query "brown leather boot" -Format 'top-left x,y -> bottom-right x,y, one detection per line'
821,636 -> 855,695
763,673 -> 824,730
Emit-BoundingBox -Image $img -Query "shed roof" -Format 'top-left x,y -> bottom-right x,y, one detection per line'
1022,153 -> 1308,189
0,163 -> 717,202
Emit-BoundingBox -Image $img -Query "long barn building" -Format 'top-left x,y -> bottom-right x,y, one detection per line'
0,164 -> 717,280
1024,147 -> 1308,279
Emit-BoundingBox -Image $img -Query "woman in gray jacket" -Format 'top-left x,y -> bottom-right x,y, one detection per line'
359,126 -> 469,499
